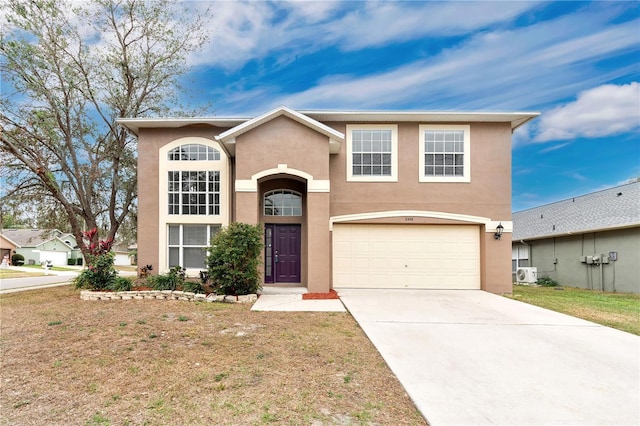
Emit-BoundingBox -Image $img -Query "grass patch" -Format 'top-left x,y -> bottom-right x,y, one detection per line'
508,285 -> 640,335
0,269 -> 46,279
19,264 -> 78,272
0,286 -> 426,425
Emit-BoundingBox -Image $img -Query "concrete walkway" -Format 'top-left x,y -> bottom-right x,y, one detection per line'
252,287 -> 346,312
339,289 -> 640,426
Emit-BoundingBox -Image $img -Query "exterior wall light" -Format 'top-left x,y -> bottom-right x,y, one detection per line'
494,223 -> 504,240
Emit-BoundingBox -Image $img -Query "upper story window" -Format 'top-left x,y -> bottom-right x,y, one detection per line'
264,190 -> 302,216
347,124 -> 398,182
168,171 -> 220,215
419,125 -> 470,182
168,144 -> 220,161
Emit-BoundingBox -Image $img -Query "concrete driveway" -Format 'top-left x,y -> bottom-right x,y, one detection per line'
338,289 -> 640,426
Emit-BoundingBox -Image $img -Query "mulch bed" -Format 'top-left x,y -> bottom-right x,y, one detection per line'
302,289 -> 340,300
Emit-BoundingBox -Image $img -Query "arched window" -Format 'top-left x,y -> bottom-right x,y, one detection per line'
168,144 -> 220,161
264,190 -> 302,216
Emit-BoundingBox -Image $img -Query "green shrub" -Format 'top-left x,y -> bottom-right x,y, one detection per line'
148,266 -> 185,291
67,258 -> 76,266
182,279 -> 204,294
110,276 -> 133,291
11,253 -> 25,266
76,258 -> 83,266
73,228 -> 117,290
74,251 -> 117,290
537,276 -> 559,287
207,222 -> 262,295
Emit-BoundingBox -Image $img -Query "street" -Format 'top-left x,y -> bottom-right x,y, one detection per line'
0,273 -> 76,293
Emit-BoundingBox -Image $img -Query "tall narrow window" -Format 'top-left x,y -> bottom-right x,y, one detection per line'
168,171 -> 220,215
264,190 -> 302,216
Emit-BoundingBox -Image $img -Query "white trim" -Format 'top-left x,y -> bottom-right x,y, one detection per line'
329,210 -> 511,232
346,124 -> 398,182
158,137 -> 230,273
419,124 -> 471,183
235,164 -> 330,193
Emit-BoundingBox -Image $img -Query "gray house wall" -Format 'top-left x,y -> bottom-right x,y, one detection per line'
525,227 -> 640,294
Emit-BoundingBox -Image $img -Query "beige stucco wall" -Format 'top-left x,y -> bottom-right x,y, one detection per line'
327,122 -> 512,219
136,117 -> 514,293
235,116 -> 331,181
326,121 -> 513,294
234,116 -> 332,291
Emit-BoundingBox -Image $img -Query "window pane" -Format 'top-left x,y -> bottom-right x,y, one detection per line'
210,225 -> 220,242
168,247 -> 180,267
168,225 -> 180,245
183,225 -> 206,245
168,144 -> 220,161
184,248 -> 205,269
264,190 -> 302,216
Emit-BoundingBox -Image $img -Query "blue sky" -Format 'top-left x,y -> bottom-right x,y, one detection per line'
180,0 -> 639,212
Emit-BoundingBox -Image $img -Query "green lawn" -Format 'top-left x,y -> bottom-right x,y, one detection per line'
19,264 -> 78,272
508,285 -> 640,335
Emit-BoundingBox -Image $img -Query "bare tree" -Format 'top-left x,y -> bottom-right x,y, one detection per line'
1,0 -> 210,253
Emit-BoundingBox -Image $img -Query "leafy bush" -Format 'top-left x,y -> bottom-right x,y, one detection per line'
67,258 -> 76,266
110,276 -> 133,291
537,276 -> 559,287
76,258 -> 83,266
11,253 -> 24,266
148,266 -> 185,291
207,222 -> 262,295
74,251 -> 117,290
182,279 -> 204,294
73,228 -> 117,290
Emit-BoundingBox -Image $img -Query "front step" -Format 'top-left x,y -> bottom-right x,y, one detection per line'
259,285 -> 307,295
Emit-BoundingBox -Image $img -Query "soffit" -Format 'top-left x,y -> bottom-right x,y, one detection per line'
116,117 -> 247,135
300,110 -> 540,131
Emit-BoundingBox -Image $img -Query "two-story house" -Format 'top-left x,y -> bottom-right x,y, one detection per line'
119,106 -> 538,294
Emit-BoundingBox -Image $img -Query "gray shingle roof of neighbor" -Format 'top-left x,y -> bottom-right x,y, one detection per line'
0,229 -> 71,247
512,181 -> 640,241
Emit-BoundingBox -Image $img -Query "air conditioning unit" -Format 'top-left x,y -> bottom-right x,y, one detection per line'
516,267 -> 538,284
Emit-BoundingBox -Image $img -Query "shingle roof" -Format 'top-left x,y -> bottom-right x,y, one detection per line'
0,229 -> 70,248
512,181 -> 640,241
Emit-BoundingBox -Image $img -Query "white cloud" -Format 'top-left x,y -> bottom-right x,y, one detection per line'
189,1 -> 539,70
246,13 -> 640,113
324,1 -> 537,51
535,82 -> 640,142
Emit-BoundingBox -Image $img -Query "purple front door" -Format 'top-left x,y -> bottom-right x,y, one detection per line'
264,224 -> 301,283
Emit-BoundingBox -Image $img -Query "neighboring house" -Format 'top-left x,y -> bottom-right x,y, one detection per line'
512,182 -> 640,294
0,229 -> 82,266
0,233 -> 19,263
119,106 -> 539,294
112,243 -> 136,266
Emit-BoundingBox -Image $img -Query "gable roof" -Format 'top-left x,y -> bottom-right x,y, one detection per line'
0,229 -> 76,248
215,106 -> 345,154
512,181 -> 640,241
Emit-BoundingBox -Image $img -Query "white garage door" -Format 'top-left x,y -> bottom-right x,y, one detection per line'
333,224 -> 480,289
39,250 -> 69,266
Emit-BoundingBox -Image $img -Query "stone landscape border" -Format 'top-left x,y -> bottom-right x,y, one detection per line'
80,290 -> 257,303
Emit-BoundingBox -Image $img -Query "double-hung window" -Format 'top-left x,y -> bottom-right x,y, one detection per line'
168,224 -> 220,269
419,125 -> 470,182
347,125 -> 398,182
